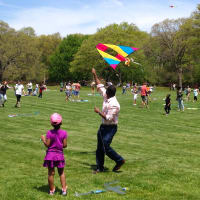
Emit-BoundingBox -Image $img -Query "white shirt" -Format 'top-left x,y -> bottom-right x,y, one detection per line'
27,82 -> 32,89
97,84 -> 120,125
66,85 -> 71,91
15,84 -> 24,95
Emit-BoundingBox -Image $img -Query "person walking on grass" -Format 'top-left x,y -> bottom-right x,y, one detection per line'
92,68 -> 125,173
141,82 -> 148,108
0,81 -> 12,107
41,113 -> 68,196
131,87 -> 138,105
193,87 -> 199,102
14,80 -> 25,108
38,83 -> 46,98
176,87 -> 184,111
164,94 -> 171,115
65,83 -> 72,102
185,86 -> 191,101
27,81 -> 33,96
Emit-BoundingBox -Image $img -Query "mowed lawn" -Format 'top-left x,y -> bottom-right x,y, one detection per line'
0,86 -> 200,200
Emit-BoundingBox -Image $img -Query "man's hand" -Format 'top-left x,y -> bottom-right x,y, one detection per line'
94,106 -> 100,114
92,68 -> 101,85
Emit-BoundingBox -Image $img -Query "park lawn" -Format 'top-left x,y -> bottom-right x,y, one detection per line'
0,86 -> 200,200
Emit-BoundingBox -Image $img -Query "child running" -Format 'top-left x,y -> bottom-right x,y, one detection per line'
164,94 -> 171,115
41,113 -> 68,196
193,87 -> 199,102
65,83 -> 72,101
131,87 -> 138,105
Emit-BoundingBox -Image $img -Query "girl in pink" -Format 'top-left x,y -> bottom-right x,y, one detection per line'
41,113 -> 68,196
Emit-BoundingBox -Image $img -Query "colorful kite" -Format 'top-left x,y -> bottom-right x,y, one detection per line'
96,43 -> 139,70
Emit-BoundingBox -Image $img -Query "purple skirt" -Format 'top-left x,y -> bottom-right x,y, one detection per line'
43,160 -> 65,168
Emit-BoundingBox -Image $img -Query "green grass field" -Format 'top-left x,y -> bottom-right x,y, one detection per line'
1,87 -> 200,200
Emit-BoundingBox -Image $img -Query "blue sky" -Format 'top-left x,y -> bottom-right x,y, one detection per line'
0,0 -> 199,36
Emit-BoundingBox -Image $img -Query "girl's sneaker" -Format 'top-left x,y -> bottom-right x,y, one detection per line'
62,188 -> 68,196
49,189 -> 55,195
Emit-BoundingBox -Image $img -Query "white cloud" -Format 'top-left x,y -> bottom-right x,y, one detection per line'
9,7 -> 97,36
7,1 -> 198,36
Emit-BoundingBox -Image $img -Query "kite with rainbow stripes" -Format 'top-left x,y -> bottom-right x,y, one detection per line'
96,43 -> 139,70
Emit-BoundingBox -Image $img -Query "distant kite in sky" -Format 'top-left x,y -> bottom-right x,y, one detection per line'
96,43 -> 139,70
169,5 -> 175,8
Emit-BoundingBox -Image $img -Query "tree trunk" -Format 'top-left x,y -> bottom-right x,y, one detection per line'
0,61 -> 3,82
177,67 -> 182,88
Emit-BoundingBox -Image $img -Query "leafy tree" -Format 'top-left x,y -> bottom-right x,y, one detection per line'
19,27 -> 36,37
147,19 -> 191,87
48,34 -> 89,82
183,4 -> 200,84
36,33 -> 61,82
0,21 -> 42,81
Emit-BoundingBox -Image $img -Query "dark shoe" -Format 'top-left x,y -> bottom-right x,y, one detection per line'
112,160 -> 125,172
93,168 -> 104,174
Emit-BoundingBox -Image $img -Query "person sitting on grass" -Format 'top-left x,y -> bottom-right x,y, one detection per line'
41,113 -> 68,196
92,68 -> 125,173
32,89 -> 37,96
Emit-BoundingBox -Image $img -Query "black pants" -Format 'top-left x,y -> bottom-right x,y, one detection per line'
165,105 -> 171,114
16,95 -> 21,103
38,92 -> 42,98
96,124 -> 124,170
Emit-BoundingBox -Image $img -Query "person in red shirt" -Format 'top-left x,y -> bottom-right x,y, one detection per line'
140,83 -> 148,108
38,83 -> 46,98
74,83 -> 81,99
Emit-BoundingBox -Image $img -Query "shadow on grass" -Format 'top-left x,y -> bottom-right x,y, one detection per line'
81,162 -> 110,172
79,151 -> 96,155
69,151 -> 96,155
33,185 -> 62,194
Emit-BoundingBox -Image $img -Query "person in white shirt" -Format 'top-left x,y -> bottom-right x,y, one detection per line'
131,87 -> 138,105
92,68 -> 125,173
14,80 -> 25,108
27,81 -> 33,95
65,83 -> 72,101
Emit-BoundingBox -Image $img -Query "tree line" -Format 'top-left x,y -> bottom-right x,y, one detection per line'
0,4 -> 200,87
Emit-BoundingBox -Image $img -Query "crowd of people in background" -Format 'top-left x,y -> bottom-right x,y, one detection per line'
0,80 -> 47,108
60,81 -> 81,102
1,80 -> 200,112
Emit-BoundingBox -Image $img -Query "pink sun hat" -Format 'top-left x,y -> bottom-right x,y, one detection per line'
50,113 -> 62,125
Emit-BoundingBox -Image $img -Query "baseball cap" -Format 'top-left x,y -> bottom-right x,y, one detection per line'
50,113 -> 62,125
